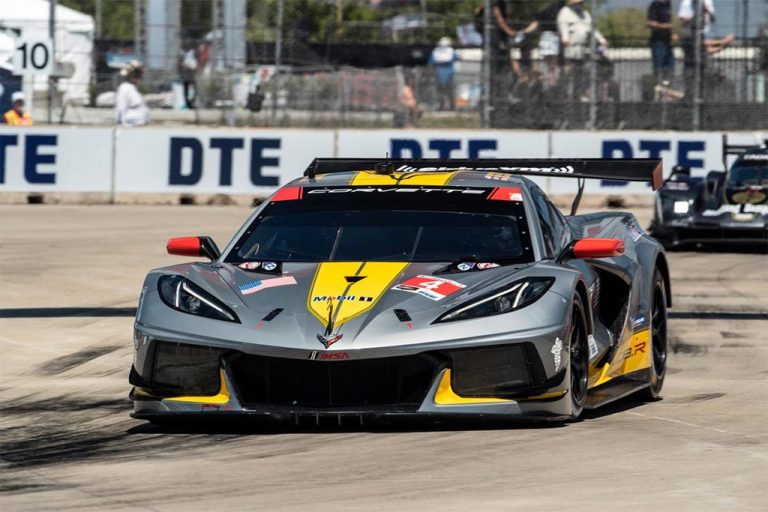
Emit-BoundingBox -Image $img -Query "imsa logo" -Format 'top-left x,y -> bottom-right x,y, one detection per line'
308,351 -> 349,360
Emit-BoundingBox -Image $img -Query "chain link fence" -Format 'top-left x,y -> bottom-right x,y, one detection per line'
6,0 -> 767,129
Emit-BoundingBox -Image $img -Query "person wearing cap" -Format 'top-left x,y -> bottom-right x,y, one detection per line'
3,92 -> 33,126
428,36 -> 458,111
115,60 -> 149,126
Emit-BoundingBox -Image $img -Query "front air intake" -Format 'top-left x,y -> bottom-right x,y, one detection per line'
228,353 -> 438,409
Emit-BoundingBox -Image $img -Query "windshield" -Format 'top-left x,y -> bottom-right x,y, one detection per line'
227,186 -> 533,263
728,166 -> 768,187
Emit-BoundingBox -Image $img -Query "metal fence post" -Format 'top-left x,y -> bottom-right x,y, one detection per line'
741,0 -> 749,103
692,0 -> 702,130
271,0 -> 284,125
587,0 -> 597,130
48,0 -> 56,124
480,0 -> 491,128
134,0 -> 145,63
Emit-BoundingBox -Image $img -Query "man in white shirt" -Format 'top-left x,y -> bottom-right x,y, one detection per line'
115,61 -> 149,126
678,0 -> 733,96
678,0 -> 715,36
557,0 -> 608,101
558,0 -> 607,60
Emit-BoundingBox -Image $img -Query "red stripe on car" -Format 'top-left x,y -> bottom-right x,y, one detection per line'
272,186 -> 303,202
488,187 -> 523,202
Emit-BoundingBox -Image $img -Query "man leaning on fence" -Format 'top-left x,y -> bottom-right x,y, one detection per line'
647,0 -> 676,82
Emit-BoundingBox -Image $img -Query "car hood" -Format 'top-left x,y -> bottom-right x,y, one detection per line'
725,183 -> 768,205
149,260 -> 552,351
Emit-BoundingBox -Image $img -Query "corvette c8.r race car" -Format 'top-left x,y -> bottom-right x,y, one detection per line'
651,138 -> 768,249
130,158 -> 671,424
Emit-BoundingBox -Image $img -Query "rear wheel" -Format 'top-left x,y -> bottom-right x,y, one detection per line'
640,268 -> 668,400
569,294 -> 589,419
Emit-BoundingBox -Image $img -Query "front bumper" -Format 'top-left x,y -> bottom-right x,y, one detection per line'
130,328 -> 573,422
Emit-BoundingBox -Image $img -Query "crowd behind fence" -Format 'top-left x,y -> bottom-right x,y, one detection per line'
1,0 -> 766,130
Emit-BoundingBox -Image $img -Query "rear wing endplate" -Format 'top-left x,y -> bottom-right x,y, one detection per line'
304,158 -> 664,191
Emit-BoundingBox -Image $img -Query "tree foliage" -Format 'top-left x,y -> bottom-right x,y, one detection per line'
597,7 -> 650,47
60,0 -> 135,40
60,0 -> 665,48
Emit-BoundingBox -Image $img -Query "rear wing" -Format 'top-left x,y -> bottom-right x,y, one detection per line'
722,135 -> 768,169
304,158 -> 663,191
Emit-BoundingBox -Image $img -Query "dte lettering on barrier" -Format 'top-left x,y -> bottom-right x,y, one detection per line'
601,139 -> 705,186
390,138 -> 498,159
168,137 -> 280,187
0,134 -> 57,184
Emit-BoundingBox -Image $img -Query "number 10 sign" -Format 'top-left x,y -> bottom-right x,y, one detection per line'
13,38 -> 53,76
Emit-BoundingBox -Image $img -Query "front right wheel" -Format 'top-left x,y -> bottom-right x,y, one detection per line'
639,268 -> 668,400
569,293 -> 589,419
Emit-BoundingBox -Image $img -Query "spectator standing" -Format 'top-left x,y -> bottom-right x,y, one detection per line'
115,61 -> 149,126
3,91 -> 32,125
396,73 -> 423,128
678,0 -> 733,96
678,0 -> 713,86
677,0 -> 715,76
647,0 -> 676,82
428,37 -> 458,111
476,1 -> 518,111
521,0 -> 566,87
179,42 -> 198,109
557,0 -> 607,101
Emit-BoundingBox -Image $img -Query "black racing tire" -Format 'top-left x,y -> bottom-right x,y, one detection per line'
568,293 -> 589,420
639,268 -> 668,400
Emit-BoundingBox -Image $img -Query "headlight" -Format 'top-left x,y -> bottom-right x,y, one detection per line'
435,277 -> 554,323
158,275 -> 239,323
673,200 -> 690,214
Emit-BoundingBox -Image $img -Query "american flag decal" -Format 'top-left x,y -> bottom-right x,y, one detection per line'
239,276 -> 297,295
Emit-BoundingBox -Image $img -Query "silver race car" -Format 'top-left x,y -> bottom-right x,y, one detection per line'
130,158 -> 670,423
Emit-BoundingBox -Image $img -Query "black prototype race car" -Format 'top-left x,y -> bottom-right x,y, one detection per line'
651,137 -> 768,249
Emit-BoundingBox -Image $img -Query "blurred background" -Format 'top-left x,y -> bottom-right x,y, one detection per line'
1,0 -> 766,131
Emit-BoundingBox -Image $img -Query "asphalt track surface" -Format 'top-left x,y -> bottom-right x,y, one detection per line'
1,205 -> 766,512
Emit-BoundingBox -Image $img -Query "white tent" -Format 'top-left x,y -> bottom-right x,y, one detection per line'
0,31 -> 15,71
0,0 -> 94,102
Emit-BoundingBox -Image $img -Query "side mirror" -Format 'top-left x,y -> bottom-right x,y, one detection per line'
705,170 -> 724,197
573,238 -> 625,259
558,238 -> 625,262
166,236 -> 221,260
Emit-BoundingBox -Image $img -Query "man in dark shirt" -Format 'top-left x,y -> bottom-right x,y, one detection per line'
476,1 -> 518,118
647,0 -> 675,81
522,0 -> 566,86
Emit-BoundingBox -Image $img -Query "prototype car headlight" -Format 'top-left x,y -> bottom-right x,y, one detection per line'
158,275 -> 239,323
673,200 -> 691,214
435,278 -> 554,323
